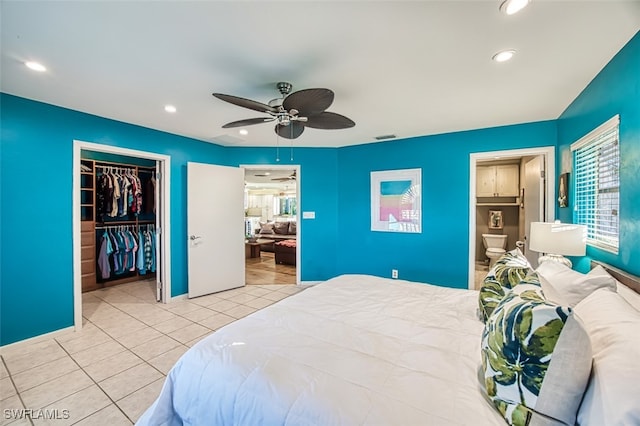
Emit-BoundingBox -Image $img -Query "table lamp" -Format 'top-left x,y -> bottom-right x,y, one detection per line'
529,221 -> 586,267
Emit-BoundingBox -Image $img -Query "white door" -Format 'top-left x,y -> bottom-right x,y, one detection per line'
523,156 -> 544,267
187,162 -> 245,298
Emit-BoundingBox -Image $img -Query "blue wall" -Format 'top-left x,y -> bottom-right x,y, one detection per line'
0,94 -> 226,345
336,122 -> 557,287
224,147 -> 340,281
557,31 -> 640,275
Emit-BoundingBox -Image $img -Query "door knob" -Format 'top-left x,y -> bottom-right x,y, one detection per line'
189,235 -> 201,241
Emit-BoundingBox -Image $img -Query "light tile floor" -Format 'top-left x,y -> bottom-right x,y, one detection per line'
474,261 -> 490,290
0,280 -> 305,425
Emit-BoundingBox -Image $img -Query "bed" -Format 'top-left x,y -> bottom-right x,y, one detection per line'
138,259 -> 640,426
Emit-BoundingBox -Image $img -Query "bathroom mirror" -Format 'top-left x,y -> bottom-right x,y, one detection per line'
489,210 -> 504,229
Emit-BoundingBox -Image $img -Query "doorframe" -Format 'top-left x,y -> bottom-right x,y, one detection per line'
240,164 -> 301,285
468,146 -> 555,289
72,140 -> 172,331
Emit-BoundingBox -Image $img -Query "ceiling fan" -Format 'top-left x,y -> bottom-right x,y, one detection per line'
271,170 -> 296,182
212,82 -> 355,139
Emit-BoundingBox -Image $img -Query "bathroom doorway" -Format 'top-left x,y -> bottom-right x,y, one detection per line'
468,147 -> 555,290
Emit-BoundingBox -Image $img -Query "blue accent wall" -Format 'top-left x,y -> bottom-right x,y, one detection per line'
335,122 -> 557,287
557,31 -> 640,275
0,94 -> 225,345
224,147 -> 340,282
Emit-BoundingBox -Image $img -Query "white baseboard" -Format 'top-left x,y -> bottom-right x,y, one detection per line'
0,326 -> 75,354
171,293 -> 189,302
299,281 -> 322,286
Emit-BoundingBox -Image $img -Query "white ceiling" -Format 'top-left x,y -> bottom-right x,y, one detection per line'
244,168 -> 297,191
2,1 -> 639,148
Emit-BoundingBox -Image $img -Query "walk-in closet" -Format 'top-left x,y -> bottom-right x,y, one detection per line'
80,151 -> 159,293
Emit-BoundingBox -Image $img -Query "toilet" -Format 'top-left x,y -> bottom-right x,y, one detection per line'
482,234 -> 508,268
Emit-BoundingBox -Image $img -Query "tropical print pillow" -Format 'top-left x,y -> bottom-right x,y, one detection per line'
489,248 -> 532,288
478,249 -> 534,322
481,284 -> 591,426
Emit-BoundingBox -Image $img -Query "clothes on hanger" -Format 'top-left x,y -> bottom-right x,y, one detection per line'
96,224 -> 155,281
96,166 -> 145,220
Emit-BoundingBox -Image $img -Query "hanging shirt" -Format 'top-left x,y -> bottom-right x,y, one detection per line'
150,229 -> 157,273
138,230 -> 147,275
109,229 -> 120,274
129,229 -> 139,272
97,231 -> 113,279
111,174 -> 121,217
114,230 -> 127,275
144,230 -> 153,272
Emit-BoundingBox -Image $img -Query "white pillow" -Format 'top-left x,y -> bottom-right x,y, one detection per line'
574,288 -> 640,425
616,281 -> 640,311
535,262 -> 616,307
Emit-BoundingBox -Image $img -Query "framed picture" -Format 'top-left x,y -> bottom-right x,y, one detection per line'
488,210 -> 503,229
371,168 -> 421,233
558,172 -> 569,208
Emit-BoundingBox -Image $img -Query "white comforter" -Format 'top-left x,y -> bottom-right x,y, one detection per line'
137,275 -> 503,425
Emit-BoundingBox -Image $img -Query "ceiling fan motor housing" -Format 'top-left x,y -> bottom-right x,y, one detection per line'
277,82 -> 292,96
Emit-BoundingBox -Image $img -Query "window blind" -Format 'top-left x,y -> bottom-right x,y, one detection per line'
571,115 -> 620,253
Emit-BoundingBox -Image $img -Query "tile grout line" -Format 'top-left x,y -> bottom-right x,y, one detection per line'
54,338 -> 135,425
0,355 -> 35,426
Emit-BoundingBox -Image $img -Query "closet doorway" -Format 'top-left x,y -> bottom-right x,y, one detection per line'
242,165 -> 301,285
468,146 -> 555,290
72,141 -> 171,331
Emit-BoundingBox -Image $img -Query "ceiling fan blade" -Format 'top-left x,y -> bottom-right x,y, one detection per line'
304,112 -> 355,129
275,122 -> 305,139
212,93 -> 278,114
272,171 -> 296,181
222,117 -> 275,128
283,88 -> 334,116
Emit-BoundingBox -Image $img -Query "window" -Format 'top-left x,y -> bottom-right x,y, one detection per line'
571,115 -> 620,253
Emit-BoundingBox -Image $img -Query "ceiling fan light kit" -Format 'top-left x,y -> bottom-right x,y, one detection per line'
212,82 -> 355,140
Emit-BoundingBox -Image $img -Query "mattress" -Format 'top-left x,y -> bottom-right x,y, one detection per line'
137,274 -> 504,425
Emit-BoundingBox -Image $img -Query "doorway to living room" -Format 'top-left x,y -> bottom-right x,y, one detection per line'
242,165 -> 300,285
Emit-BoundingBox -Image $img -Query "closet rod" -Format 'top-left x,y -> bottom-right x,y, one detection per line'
98,219 -> 155,225
87,158 -> 156,170
96,224 -> 155,230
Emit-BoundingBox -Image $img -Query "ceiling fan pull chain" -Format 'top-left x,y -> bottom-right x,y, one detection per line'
275,132 -> 280,162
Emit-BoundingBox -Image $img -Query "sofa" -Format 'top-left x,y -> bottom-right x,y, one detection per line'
254,221 -> 297,252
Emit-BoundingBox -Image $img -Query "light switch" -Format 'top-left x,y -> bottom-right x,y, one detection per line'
303,211 -> 316,219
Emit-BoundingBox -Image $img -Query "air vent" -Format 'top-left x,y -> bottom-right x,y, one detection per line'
375,134 -> 397,141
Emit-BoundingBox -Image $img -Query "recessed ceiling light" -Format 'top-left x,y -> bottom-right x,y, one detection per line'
25,61 -> 46,72
492,49 -> 516,62
499,0 -> 530,15
239,129 -> 249,136
164,105 -> 177,113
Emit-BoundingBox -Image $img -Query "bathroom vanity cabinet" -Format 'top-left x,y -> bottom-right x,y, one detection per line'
476,164 -> 519,197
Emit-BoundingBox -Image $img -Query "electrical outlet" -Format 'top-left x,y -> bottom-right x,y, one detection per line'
392,269 -> 398,279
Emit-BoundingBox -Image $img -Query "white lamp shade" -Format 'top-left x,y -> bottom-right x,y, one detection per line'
246,207 -> 262,217
529,222 -> 587,256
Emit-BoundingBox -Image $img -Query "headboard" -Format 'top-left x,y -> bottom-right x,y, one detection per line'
591,260 -> 640,295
